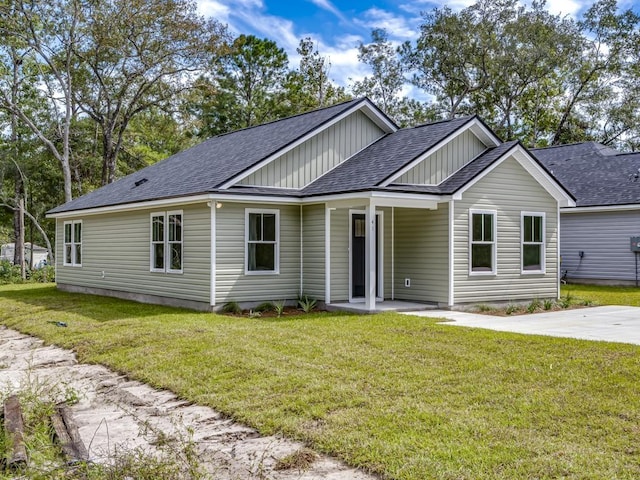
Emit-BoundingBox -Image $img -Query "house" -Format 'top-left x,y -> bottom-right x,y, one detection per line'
47,98 -> 575,312
533,142 -> 640,285
1,242 -> 49,268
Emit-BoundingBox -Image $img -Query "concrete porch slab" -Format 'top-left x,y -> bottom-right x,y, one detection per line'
327,300 -> 438,314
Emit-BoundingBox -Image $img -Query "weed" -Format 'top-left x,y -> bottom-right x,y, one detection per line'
221,302 -> 241,315
298,295 -> 317,313
273,300 -> 286,317
505,304 -> 519,315
543,299 -> 554,310
275,447 -> 318,471
255,302 -> 274,313
527,299 -> 541,313
559,293 -> 574,309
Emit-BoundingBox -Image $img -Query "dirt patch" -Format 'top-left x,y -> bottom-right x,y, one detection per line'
0,326 -> 375,479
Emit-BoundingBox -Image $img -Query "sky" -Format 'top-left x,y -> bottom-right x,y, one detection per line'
196,0 -> 640,94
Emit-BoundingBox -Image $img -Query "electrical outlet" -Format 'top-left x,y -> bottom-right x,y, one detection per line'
404,278 -> 411,287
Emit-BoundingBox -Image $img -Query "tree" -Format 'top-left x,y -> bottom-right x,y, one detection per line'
284,37 -> 349,113
72,0 -> 228,185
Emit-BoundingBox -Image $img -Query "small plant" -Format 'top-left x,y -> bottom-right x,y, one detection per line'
559,293 -> 574,309
505,303 -> 519,315
273,300 -> 286,317
298,295 -> 317,313
582,299 -> 595,306
221,301 -> 241,315
476,304 -> 494,313
543,299 -> 554,310
255,301 -> 275,313
248,309 -> 262,318
275,447 -> 318,471
527,299 -> 541,313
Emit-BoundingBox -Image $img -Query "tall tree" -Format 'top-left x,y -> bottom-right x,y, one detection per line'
72,0 -> 228,185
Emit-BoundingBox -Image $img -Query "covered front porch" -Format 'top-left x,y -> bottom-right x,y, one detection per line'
318,192 -> 452,312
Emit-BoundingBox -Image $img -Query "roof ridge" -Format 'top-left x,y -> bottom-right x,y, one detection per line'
407,114 -> 475,130
214,98 -> 363,138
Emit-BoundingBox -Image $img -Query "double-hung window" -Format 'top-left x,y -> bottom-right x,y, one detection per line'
150,211 -> 182,273
63,220 -> 82,266
245,209 -> 279,274
470,210 -> 496,274
522,212 -> 545,273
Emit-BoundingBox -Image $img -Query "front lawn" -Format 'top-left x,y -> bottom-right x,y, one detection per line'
562,283 -> 640,306
1,284 -> 638,479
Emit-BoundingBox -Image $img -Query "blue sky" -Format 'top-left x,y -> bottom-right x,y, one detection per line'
197,0 -> 639,92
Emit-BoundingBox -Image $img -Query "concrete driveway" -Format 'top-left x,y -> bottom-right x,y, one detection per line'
403,306 -> 640,346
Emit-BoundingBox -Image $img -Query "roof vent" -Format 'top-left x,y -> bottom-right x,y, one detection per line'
134,178 -> 148,187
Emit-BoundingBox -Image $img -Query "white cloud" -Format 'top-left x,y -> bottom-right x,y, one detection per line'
307,0 -> 347,22
355,7 -> 419,39
531,0 -> 584,17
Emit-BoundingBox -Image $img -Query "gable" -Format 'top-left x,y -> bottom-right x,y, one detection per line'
237,110 -> 386,189
393,129 -> 487,185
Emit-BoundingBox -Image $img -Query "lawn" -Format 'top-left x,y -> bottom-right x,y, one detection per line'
562,283 -> 640,306
1,284 -> 639,480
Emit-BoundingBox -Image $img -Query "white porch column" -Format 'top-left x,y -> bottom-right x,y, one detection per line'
365,201 -> 376,311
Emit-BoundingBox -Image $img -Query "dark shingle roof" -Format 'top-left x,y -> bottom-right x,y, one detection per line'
533,142 -> 640,207
300,116 -> 475,195
49,98 -> 367,214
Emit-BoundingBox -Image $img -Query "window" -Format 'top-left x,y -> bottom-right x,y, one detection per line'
246,209 -> 279,274
63,220 -> 82,266
522,213 -> 545,273
150,211 -> 182,273
470,210 -> 496,274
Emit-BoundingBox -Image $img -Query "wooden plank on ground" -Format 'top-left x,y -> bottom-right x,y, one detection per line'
52,404 -> 88,463
3,395 -> 28,468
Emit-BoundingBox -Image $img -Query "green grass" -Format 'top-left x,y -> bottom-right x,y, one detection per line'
1,284 -> 639,479
562,283 -> 640,306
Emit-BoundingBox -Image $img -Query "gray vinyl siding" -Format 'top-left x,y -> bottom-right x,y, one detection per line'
302,204 -> 325,298
215,202 -> 301,302
55,204 -> 211,303
394,205 -> 449,304
454,157 -> 558,303
380,207 -> 392,299
396,130 -> 486,185
239,111 -> 385,188
329,208 -> 349,302
560,210 -> 640,282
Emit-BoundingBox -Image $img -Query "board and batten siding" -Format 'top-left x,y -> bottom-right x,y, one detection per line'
56,203 -> 211,303
215,202 -> 301,302
396,130 -> 486,185
302,204 -> 325,298
239,111 -> 385,189
560,210 -> 640,282
453,157 -> 559,303
394,205 -> 449,304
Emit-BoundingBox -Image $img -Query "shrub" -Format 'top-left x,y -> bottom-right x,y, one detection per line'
273,300 -> 286,317
527,299 -> 541,313
255,301 -> 275,313
505,304 -> 519,315
30,265 -> 55,283
298,295 -> 317,313
0,259 -> 23,284
543,299 -> 554,310
221,302 -> 241,315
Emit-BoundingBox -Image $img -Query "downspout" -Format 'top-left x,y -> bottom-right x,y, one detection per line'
448,200 -> 455,307
209,200 -> 216,307
391,207 -> 395,300
300,205 -> 303,297
557,203 -> 561,300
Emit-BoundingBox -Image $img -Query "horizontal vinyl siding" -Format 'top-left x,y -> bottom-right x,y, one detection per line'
381,207 -> 392,299
56,204 -> 211,303
397,130 -> 486,185
454,157 -> 558,303
394,205 -> 449,304
330,208 -> 349,302
302,204 -> 325,298
561,211 -> 640,282
239,111 -> 384,188
215,203 -> 300,303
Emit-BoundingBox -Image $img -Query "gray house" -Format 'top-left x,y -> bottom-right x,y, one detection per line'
534,142 -> 640,285
48,98 -> 574,311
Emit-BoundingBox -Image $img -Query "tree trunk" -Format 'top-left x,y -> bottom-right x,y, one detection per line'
18,198 -> 26,280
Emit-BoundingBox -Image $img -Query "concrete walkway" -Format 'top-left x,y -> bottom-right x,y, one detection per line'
403,306 -> 640,346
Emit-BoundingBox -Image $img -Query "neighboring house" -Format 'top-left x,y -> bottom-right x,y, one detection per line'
0,242 -> 49,268
534,142 -> 640,285
47,98 -> 574,312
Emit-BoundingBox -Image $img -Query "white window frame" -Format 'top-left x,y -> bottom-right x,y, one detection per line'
150,210 -> 183,274
245,208 -> 280,275
469,209 -> 497,276
521,211 -> 545,274
63,220 -> 82,267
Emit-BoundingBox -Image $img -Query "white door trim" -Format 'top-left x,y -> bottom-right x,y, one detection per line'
349,209 -> 384,303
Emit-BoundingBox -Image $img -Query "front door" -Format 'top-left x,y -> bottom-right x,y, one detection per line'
351,213 -> 380,300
